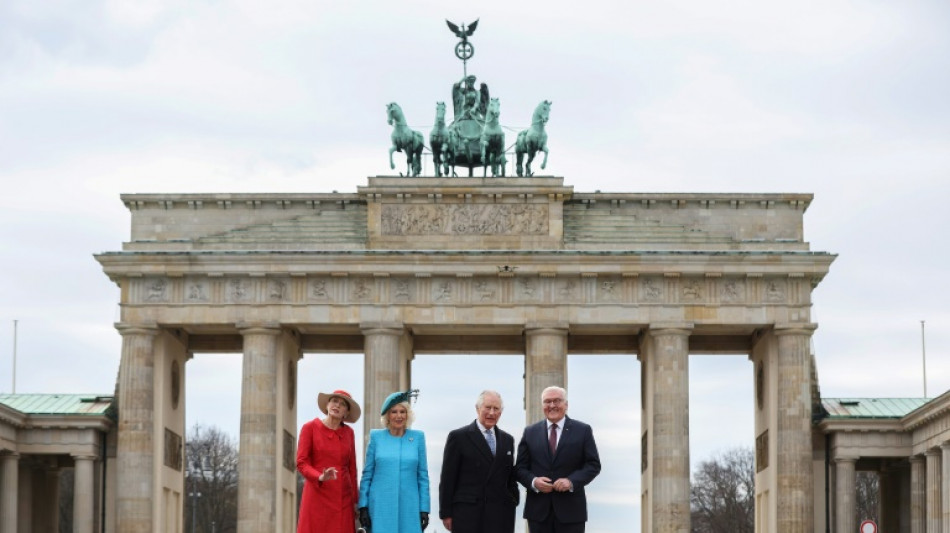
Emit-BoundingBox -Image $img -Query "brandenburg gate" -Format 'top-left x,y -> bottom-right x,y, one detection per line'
96,176 -> 834,532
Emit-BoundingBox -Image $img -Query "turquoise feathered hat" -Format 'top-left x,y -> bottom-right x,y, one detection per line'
380,389 -> 419,415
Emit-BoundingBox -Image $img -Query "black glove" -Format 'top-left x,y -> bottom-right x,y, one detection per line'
359,507 -> 371,530
420,511 -> 429,530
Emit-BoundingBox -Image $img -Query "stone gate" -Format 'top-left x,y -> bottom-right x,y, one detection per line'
95,176 -> 835,532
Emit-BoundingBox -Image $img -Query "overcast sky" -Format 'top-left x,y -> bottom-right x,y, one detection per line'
2,1 -> 949,531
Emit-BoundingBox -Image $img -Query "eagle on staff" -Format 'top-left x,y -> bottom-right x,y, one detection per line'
446,18 -> 478,41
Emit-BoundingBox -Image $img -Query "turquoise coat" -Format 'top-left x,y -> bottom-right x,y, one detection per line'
359,428 -> 431,533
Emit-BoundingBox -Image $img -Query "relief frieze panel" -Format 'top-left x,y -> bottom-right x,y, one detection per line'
381,204 -> 549,235
391,278 -> 413,302
720,278 -> 744,304
268,279 -> 288,301
640,277 -> 665,303
351,278 -> 373,301
598,277 -> 621,302
310,277 -> 332,301
227,278 -> 252,303
680,278 -> 704,303
473,279 -> 497,302
765,279 -> 787,303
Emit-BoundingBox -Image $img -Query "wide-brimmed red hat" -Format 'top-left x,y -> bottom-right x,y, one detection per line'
317,389 -> 361,423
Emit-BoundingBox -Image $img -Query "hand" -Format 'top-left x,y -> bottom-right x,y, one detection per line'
533,476 -> 554,493
553,478 -> 573,492
359,507 -> 371,529
421,512 -> 429,530
442,517 -> 453,531
318,467 -> 337,482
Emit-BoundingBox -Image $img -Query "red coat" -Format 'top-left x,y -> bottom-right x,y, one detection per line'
297,418 -> 358,533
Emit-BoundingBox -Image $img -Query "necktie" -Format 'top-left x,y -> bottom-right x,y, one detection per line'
485,429 -> 496,455
549,423 -> 558,455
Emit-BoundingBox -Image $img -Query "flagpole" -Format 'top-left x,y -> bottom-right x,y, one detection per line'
921,320 -> 927,398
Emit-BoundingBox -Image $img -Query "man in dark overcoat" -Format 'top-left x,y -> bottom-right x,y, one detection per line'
439,390 -> 519,533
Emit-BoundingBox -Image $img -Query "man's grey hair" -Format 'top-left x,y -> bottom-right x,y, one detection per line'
476,390 -> 504,410
541,386 -> 567,401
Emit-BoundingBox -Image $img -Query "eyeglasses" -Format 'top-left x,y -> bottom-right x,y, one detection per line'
542,398 -> 564,405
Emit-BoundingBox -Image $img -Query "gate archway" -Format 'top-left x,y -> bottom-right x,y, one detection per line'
97,176 -> 834,532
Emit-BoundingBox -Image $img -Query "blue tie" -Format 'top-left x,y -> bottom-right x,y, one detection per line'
485,429 -> 496,455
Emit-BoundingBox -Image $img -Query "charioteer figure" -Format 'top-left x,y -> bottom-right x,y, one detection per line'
452,75 -> 490,123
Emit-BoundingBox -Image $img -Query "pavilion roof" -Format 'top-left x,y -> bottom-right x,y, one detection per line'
820,397 -> 930,419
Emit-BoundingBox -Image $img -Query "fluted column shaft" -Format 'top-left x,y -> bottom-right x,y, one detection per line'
363,325 -> 409,438
913,456 -> 927,533
835,457 -> 856,533
237,325 -> 281,533
647,326 -> 691,533
524,325 -> 568,422
115,325 -> 159,533
943,444 -> 950,533
774,325 -> 815,532
73,455 -> 97,533
0,453 -> 19,533
927,448 -> 943,533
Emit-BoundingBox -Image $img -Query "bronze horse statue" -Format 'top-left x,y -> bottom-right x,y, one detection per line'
387,102 -> 423,177
480,98 -> 505,177
515,100 -> 551,177
429,102 -> 450,177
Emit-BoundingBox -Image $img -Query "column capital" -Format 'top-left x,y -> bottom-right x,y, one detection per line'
71,454 -> 98,462
940,442 -> 950,452
910,454 -> 926,465
524,323 -> 569,337
926,447 -> 943,457
0,451 -> 19,459
360,322 -> 406,336
645,322 -> 694,337
236,322 -> 281,335
834,456 -> 858,464
773,323 -> 818,336
115,323 -> 160,336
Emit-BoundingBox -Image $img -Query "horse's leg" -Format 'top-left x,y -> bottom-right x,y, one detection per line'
433,149 -> 441,177
389,146 -> 398,170
540,145 -> 549,170
515,150 -> 524,177
526,151 -> 536,177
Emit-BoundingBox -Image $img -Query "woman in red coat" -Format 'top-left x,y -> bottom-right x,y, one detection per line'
297,389 -> 361,533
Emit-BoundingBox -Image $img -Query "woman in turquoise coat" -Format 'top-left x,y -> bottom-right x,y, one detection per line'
359,389 -> 431,532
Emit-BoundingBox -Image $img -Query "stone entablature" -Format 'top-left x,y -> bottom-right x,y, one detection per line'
118,177 -> 815,253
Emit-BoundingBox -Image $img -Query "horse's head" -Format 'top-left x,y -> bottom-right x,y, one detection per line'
435,101 -> 446,121
387,102 -> 402,126
534,100 -> 551,125
486,98 -> 501,121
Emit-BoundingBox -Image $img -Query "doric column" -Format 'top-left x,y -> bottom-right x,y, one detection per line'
644,324 -> 692,533
236,323 -> 281,533
943,443 -> 950,532
0,452 -> 18,533
927,448 -> 942,533
115,324 -> 160,533
773,324 -> 816,532
524,324 -> 568,422
913,455 -> 927,533
835,457 -> 856,533
362,324 -> 411,439
73,455 -> 97,533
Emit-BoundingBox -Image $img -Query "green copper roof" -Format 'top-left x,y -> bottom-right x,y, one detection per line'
821,397 -> 930,419
0,394 -> 114,416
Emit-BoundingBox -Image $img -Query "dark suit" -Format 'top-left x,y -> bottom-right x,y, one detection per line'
515,416 -> 601,533
439,421 -> 519,533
